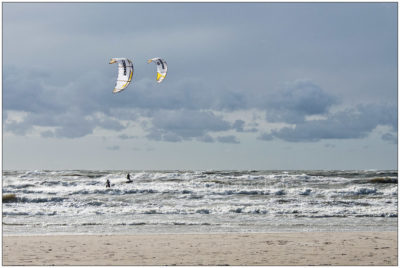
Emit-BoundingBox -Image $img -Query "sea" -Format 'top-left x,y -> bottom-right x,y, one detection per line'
2,170 -> 398,236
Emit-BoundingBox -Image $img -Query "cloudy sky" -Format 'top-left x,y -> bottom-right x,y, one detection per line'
3,2 -> 397,170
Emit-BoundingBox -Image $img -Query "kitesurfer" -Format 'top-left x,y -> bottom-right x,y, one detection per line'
126,173 -> 132,182
106,179 -> 111,188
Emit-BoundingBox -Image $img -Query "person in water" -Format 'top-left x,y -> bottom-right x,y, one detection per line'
106,179 -> 111,188
127,173 -> 132,182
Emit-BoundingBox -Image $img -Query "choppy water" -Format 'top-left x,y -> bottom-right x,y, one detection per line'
2,170 -> 398,235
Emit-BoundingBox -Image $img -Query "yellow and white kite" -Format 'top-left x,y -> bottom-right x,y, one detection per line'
147,58 -> 167,83
109,58 -> 134,93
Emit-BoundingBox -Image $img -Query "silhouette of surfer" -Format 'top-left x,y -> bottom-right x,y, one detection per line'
106,179 -> 111,188
126,173 -> 132,183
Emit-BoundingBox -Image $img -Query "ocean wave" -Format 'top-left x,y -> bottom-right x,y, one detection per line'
196,209 -> 210,214
143,209 -> 158,214
354,213 -> 398,218
368,177 -> 398,184
3,211 -> 30,216
250,208 -> 269,214
321,200 -> 372,207
85,201 -> 105,206
295,215 -> 348,218
230,208 -> 243,213
82,222 -> 102,226
171,222 -> 214,226
299,189 -> 312,196
352,177 -> 398,184
3,211 -> 57,216
19,170 -> 48,178
335,187 -> 379,196
237,190 -> 266,195
20,189 -> 44,194
97,188 -> 158,195
70,189 -> 91,195
19,197 -> 67,203
8,183 -> 36,189
274,190 -> 286,195
187,194 -> 204,199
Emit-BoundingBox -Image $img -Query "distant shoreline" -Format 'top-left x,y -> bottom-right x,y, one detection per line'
3,231 -> 397,265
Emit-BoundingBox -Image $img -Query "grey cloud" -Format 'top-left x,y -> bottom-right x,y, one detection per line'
382,133 -> 397,144
109,109 -> 139,121
257,132 -> 274,141
5,107 -> 127,139
3,67 -> 59,114
4,120 -> 32,136
40,130 -> 54,138
147,110 -> 232,142
233,119 -> 258,133
163,133 -> 183,143
3,66 -> 129,138
197,135 -> 215,143
217,135 -> 240,144
146,130 -> 163,141
95,117 -> 125,131
263,80 -> 338,124
4,63 -> 396,146
233,120 -> 245,132
145,110 -> 250,144
268,103 -> 397,142
3,2 -> 396,146
129,77 -> 248,112
53,123 -> 94,139
118,134 -> 138,140
4,63 -> 249,140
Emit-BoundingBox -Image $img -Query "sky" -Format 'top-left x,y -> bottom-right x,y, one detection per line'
2,2 -> 398,170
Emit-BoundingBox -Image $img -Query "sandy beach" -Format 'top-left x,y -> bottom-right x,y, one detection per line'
3,231 -> 397,265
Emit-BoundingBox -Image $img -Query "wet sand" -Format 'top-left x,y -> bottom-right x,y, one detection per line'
3,231 -> 397,265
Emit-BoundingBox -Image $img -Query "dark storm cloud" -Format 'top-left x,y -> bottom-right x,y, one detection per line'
267,103 -> 397,142
128,77 -> 248,111
254,80 -> 397,143
3,60 -> 249,140
4,63 -> 396,144
146,109 -> 233,142
3,75 -> 125,138
3,3 -> 397,146
3,66 -> 60,114
263,80 -> 338,124
3,65 -> 129,138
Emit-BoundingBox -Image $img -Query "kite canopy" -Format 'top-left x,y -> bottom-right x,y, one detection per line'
109,58 -> 134,93
147,58 -> 167,83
